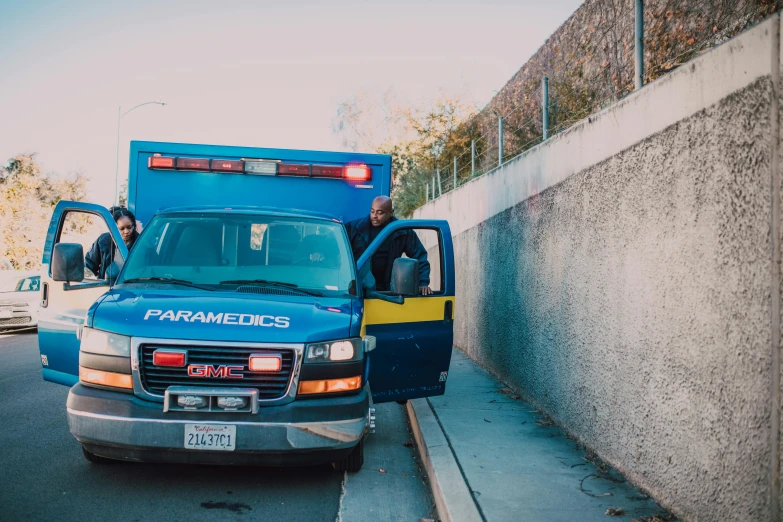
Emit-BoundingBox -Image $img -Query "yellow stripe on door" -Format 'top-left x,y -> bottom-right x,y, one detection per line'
364,296 -> 454,326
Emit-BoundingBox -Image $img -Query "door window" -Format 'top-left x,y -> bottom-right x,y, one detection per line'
57,211 -> 114,281
396,228 -> 443,294
413,229 -> 442,294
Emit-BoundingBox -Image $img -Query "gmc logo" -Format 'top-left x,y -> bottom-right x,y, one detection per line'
188,364 -> 244,379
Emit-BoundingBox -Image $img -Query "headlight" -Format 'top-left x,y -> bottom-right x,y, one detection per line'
80,327 -> 131,357
305,339 -> 362,362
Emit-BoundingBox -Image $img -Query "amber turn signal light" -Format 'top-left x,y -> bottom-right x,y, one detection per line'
79,366 -> 133,389
298,376 -> 362,395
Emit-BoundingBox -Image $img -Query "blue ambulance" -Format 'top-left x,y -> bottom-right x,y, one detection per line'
37,141 -> 455,471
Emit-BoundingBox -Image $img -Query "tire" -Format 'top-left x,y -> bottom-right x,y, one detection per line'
82,446 -> 114,465
331,438 -> 364,473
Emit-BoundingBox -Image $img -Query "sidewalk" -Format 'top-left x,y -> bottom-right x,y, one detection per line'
408,349 -> 676,522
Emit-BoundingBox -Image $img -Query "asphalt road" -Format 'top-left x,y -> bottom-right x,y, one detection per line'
0,330 -> 435,522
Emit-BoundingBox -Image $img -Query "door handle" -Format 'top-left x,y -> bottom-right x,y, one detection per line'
444,300 -> 453,321
41,282 -> 49,308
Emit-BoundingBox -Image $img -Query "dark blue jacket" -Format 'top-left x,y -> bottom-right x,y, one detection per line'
344,216 -> 430,288
85,231 -> 137,279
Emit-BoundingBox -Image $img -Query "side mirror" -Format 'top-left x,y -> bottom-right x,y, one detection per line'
390,258 -> 419,297
52,243 -> 85,283
360,261 -> 405,305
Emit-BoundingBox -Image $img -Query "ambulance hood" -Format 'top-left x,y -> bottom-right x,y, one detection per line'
92,287 -> 353,343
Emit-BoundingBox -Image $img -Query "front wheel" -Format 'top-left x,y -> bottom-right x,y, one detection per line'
331,438 -> 364,473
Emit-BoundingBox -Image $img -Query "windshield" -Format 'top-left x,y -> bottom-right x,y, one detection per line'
118,213 -> 355,295
0,275 -> 40,293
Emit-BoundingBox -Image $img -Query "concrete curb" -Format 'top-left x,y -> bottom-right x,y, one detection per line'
406,398 -> 483,522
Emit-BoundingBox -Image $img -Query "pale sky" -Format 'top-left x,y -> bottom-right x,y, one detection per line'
0,0 -> 582,205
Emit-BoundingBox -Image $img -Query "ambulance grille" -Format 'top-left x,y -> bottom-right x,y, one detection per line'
139,344 -> 295,399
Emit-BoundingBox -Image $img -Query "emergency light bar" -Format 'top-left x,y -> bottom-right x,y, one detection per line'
147,155 -> 372,181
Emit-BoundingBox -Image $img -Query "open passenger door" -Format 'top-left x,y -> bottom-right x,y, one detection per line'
38,201 -> 128,386
358,220 -> 455,403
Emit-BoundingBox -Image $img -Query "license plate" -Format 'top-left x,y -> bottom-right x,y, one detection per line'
184,424 -> 236,451
0,311 -> 13,319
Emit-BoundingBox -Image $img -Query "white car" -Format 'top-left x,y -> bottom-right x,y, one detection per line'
0,270 -> 40,330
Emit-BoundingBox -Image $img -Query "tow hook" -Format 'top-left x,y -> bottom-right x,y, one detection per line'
368,407 -> 376,434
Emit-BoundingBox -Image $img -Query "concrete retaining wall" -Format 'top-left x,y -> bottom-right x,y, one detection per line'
414,16 -> 782,522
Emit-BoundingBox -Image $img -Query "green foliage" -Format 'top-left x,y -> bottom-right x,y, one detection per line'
386,142 -> 428,218
389,96 -> 480,217
118,181 -> 128,208
0,154 -> 87,270
333,91 -> 479,217
394,102 -> 481,216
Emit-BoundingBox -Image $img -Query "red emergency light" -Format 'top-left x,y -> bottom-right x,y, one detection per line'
176,157 -> 210,171
345,166 -> 371,181
149,156 -> 175,169
152,350 -> 187,367
249,354 -> 282,372
278,163 -> 310,176
211,159 -> 244,173
312,165 -> 343,178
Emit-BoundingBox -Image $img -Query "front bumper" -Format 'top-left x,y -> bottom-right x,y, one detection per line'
67,383 -> 370,465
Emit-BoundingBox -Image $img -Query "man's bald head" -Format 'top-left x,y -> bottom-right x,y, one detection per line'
370,196 -> 394,227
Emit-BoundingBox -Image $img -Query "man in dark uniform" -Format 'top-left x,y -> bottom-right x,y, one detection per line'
345,196 -> 432,295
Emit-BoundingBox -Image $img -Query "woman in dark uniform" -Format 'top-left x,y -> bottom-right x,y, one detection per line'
84,208 -> 139,279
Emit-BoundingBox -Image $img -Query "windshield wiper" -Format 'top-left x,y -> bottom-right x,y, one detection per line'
218,279 -> 322,296
219,279 -> 299,287
121,277 -> 214,291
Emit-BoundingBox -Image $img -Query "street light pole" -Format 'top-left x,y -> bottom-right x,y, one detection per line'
115,105 -> 121,206
114,100 -> 166,206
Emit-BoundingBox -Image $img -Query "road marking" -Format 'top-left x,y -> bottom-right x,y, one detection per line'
334,472 -> 348,522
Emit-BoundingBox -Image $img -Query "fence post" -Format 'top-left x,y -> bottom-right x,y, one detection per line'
498,117 -> 504,167
432,177 -> 435,199
471,140 -> 476,177
542,76 -> 549,140
453,157 -> 458,189
635,0 -> 644,89
426,182 -> 429,202
436,167 -> 442,196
